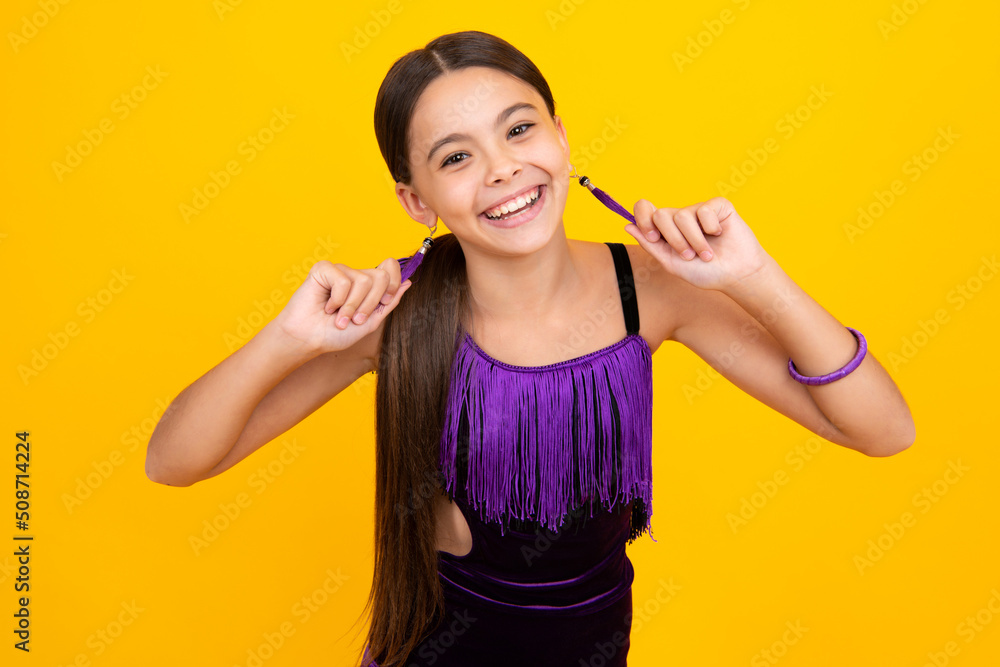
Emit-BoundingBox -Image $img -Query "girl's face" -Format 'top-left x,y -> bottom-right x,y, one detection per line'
396,66 -> 572,256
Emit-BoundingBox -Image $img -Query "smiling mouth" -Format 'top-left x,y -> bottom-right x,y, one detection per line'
481,185 -> 543,221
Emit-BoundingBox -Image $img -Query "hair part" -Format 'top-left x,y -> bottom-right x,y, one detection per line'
373,29 -> 556,186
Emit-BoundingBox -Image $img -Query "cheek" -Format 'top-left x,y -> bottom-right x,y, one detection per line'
538,138 -> 570,169
439,178 -> 481,215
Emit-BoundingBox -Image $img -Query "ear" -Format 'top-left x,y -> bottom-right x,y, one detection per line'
553,114 -> 570,162
394,182 -> 438,226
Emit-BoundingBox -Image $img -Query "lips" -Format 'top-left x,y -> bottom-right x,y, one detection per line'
479,183 -> 544,215
479,183 -> 546,229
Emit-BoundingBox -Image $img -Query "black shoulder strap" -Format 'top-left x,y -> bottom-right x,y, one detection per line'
605,242 -> 640,336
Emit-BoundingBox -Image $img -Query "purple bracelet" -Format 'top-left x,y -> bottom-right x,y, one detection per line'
787,327 -> 867,386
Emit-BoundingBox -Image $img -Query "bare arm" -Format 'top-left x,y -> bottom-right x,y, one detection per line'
665,265 -> 915,455
625,196 -> 915,457
145,320 -> 374,486
145,258 -> 409,487
694,257 -> 915,455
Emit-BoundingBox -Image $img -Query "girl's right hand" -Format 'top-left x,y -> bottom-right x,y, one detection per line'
275,258 -> 412,354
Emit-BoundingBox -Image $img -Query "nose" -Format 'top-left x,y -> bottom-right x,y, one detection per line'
484,145 -> 522,184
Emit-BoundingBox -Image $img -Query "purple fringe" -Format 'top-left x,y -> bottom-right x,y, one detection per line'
388,253 -> 655,542
440,330 -> 656,542
590,185 -> 636,224
399,250 -> 423,283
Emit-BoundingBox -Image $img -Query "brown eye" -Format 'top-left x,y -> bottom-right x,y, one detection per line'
509,122 -> 533,138
442,152 -> 468,167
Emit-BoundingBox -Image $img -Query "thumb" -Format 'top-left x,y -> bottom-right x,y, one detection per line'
372,279 -> 413,318
624,223 -> 655,251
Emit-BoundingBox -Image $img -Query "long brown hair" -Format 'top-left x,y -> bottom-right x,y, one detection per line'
350,30 -> 558,667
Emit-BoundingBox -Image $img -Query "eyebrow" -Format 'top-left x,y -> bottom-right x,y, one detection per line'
426,102 -> 538,164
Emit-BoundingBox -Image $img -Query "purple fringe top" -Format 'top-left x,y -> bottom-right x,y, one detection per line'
396,252 -> 656,544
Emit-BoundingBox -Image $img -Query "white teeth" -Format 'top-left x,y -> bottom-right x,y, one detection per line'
484,187 -> 541,220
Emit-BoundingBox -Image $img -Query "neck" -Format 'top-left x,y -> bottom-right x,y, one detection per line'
463,229 -> 583,330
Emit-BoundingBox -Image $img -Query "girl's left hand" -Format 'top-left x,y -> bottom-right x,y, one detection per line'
624,196 -> 773,291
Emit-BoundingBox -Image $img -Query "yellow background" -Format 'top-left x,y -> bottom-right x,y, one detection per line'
2,0 -> 998,665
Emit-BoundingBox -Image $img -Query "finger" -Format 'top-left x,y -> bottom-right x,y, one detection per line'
371,278 -> 412,317
377,257 -> 402,305
387,278 -> 412,308
310,261 -> 351,314
633,199 -> 666,243
653,207 -> 697,260
350,268 -> 393,325
624,223 -> 681,275
697,203 -> 723,236
329,265 -> 374,328
672,207 -> 714,261
705,196 -> 736,229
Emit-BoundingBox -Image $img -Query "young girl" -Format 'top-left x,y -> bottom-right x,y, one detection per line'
146,30 -> 915,667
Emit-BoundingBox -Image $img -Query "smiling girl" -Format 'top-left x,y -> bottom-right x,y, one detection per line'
146,30 -> 915,667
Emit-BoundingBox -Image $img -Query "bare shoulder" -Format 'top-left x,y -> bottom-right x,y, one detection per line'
621,241 -> 707,353
567,238 -> 685,355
